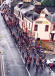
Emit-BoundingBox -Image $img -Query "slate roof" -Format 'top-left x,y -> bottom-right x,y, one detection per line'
16,2 -> 35,14
44,7 -> 55,14
25,10 -> 40,21
46,14 -> 55,23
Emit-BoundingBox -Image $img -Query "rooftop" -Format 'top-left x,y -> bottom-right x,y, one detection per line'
15,2 -> 34,14
46,13 -> 55,23
42,7 -> 55,14
25,10 -> 40,21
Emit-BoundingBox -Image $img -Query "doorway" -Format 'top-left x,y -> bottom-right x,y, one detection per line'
50,33 -> 54,41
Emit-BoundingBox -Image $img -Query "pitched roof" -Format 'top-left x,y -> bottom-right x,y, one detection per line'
25,10 -> 40,21
46,14 -> 55,23
15,2 -> 34,14
44,7 -> 55,14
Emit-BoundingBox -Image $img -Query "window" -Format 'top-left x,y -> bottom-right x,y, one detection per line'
45,25 -> 49,31
34,25 -> 38,31
53,25 -> 55,30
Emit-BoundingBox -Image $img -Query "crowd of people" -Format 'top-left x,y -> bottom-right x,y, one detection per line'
1,4 -> 47,73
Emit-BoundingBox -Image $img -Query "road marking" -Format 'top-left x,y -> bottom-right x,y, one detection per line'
21,55 -> 25,64
1,53 -> 5,76
14,42 -> 31,76
26,67 -> 31,76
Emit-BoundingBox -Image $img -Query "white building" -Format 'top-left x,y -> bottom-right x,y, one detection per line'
14,2 -> 55,41
23,11 -> 55,41
14,2 -> 34,28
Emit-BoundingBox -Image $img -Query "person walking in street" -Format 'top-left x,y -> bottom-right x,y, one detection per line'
39,44 -> 42,50
36,44 -> 39,54
22,50 -> 24,58
27,57 -> 31,70
25,55 -> 28,66
33,54 -> 36,66
44,57 -> 47,68
36,61 -> 39,73
19,43 -> 22,52
27,53 -> 32,70
38,57 -> 43,70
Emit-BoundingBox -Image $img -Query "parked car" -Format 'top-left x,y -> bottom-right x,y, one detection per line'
46,58 -> 55,67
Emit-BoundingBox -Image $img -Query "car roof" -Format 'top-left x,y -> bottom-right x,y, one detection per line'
50,58 -> 55,61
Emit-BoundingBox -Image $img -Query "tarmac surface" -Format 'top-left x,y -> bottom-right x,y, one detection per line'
0,13 -> 55,76
0,53 -> 2,76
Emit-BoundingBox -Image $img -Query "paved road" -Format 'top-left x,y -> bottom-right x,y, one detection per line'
0,54 -> 2,76
0,13 -> 29,76
0,13 -> 55,76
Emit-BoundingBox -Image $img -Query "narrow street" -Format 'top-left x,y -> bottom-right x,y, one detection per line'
0,13 -> 29,76
0,13 -> 55,76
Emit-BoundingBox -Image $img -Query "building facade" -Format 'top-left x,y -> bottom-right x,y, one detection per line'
23,13 -> 55,41
14,2 -> 55,41
14,2 -> 34,28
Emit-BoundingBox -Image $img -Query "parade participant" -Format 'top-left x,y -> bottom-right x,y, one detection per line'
29,55 -> 32,62
36,61 -> 39,72
33,54 -> 36,66
44,57 -> 47,68
26,47 -> 28,55
36,44 -> 39,53
22,47 -> 25,58
27,57 -> 31,70
25,55 -> 28,65
22,39 -> 25,47
39,44 -> 42,50
28,47 -> 31,55
19,43 -> 22,52
38,57 -> 43,70
32,46 -> 35,54
22,50 -> 24,58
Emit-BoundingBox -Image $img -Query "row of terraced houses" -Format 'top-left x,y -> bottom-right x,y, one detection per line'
14,1 -> 55,41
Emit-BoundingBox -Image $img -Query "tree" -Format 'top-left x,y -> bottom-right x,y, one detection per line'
53,0 -> 55,6
41,0 -> 54,7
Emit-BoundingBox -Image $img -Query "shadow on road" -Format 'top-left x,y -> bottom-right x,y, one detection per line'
51,67 -> 55,72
